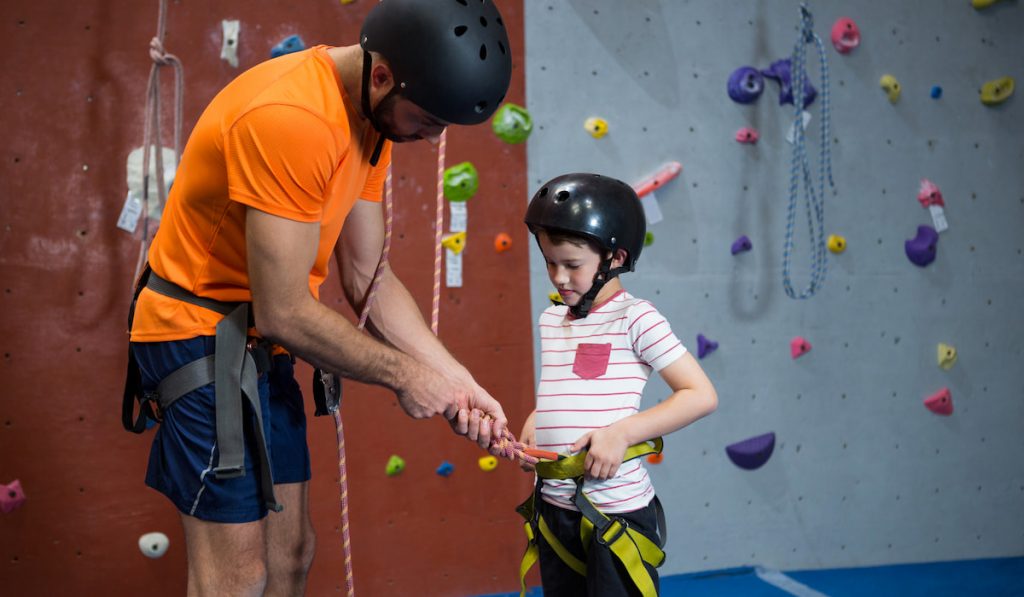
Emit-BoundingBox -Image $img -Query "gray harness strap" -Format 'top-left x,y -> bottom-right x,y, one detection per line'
145,272 -> 281,513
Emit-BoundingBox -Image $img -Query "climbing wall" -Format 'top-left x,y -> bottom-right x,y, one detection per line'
525,0 -> 1024,576
0,1 -> 533,595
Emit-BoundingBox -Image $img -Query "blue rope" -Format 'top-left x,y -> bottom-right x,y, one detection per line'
782,4 -> 835,300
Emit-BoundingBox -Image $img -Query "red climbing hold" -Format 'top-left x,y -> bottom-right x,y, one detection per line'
924,387 -> 953,416
790,336 -> 812,359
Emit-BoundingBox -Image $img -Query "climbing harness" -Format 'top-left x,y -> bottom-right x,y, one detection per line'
782,4 -> 835,300
122,265 -> 281,513
516,439 -> 668,597
133,0 -> 184,286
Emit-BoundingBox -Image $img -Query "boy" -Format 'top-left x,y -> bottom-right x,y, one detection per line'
518,173 -> 718,596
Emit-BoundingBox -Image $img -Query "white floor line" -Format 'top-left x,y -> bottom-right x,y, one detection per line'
755,566 -> 830,597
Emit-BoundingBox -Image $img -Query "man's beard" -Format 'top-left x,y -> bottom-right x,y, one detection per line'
373,93 -> 421,143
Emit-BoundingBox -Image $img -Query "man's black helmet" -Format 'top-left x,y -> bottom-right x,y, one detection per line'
525,173 -> 646,271
360,0 -> 513,125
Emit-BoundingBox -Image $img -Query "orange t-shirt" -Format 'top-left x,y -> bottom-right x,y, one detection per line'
131,46 -> 392,342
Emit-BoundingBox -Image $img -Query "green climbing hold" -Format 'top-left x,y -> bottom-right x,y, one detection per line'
385,454 -> 405,476
443,162 -> 479,202
644,231 -> 655,247
491,103 -> 533,144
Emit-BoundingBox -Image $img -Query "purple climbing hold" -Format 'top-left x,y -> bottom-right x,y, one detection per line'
727,66 -> 765,104
762,59 -> 817,108
697,333 -> 718,359
726,432 -> 776,471
905,225 -> 939,267
731,235 -> 752,255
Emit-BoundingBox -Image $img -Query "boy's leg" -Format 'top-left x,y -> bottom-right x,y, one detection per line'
181,515 -> 268,596
585,501 -> 662,597
536,498 -> 588,597
265,482 -> 316,596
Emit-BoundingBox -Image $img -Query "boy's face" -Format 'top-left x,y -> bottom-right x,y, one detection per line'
537,231 -> 603,307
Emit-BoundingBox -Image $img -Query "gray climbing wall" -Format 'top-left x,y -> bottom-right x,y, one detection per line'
524,0 -> 1024,575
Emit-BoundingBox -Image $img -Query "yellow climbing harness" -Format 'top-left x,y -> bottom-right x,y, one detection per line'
516,438 -> 667,597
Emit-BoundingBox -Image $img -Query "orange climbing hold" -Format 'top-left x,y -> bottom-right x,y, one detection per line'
494,232 -> 512,253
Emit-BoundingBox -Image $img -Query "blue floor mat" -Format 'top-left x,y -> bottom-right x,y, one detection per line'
480,556 -> 1024,596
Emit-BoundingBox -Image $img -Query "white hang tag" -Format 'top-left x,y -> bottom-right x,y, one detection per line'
786,110 -> 812,144
117,190 -> 143,233
640,192 -> 663,225
445,248 -> 463,287
221,20 -> 240,68
449,202 -> 467,233
929,205 -> 948,233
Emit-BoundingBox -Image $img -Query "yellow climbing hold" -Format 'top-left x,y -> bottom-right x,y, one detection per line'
584,117 -> 609,139
980,76 -> 1014,106
478,455 -> 498,471
441,231 -> 467,255
879,74 -> 901,104
827,234 -> 847,254
937,343 -> 958,370
971,0 -> 1005,9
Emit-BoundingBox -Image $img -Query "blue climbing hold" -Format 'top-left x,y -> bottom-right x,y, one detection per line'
762,58 -> 817,108
271,35 -> 306,59
726,432 -> 776,471
931,86 -> 943,99
727,66 -> 765,104
697,334 -> 719,359
436,461 -> 454,477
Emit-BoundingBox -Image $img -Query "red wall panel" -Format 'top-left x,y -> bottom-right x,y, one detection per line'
0,1 -> 534,595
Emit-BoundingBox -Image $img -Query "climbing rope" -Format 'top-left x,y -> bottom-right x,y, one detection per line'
782,3 -> 834,300
133,0 -> 184,285
332,129 -> 537,595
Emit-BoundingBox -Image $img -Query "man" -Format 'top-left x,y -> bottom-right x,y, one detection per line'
123,1 -> 513,594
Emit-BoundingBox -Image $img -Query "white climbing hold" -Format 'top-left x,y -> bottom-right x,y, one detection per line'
221,20 -> 240,68
139,532 -> 170,559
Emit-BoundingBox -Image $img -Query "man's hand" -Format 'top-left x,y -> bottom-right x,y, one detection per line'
394,362 -> 468,420
571,425 -> 629,481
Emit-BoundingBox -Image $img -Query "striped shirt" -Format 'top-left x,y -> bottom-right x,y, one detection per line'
535,290 -> 687,513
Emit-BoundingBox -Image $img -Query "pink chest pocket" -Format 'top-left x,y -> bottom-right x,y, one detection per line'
573,343 -> 612,379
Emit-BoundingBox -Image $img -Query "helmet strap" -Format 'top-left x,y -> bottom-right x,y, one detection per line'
361,50 -> 391,166
569,258 -> 623,319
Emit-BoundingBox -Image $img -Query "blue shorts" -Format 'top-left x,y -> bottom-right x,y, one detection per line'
132,336 -> 311,523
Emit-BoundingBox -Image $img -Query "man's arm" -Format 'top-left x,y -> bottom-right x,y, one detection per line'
246,206 -> 467,421
334,200 -> 508,440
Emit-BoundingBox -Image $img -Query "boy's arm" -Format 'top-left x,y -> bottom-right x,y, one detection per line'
571,353 -> 717,480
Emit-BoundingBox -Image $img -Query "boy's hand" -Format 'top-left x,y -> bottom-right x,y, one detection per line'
572,426 -> 629,481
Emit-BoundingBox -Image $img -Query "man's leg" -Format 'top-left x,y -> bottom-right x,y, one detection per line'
265,481 -> 316,596
181,514 -> 267,597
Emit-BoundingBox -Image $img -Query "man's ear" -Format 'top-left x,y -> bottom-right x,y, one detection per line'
370,60 -> 394,92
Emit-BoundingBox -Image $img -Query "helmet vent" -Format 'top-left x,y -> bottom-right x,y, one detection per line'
497,41 -> 506,55
454,25 -> 468,37
555,190 -> 570,202
539,187 -> 549,197
475,100 -> 488,113
497,17 -> 504,26
480,16 -> 488,27
455,0 -> 468,5
479,44 -> 487,60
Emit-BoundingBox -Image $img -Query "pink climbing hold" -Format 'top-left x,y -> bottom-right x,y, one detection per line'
917,179 -> 945,208
735,127 -> 759,144
831,17 -> 861,54
924,387 -> 953,416
1,480 -> 26,514
790,336 -> 811,359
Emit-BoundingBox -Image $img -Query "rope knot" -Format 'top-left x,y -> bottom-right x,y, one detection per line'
149,37 -> 179,66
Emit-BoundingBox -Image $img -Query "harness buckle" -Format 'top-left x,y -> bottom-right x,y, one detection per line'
595,517 -> 630,547
142,390 -> 164,422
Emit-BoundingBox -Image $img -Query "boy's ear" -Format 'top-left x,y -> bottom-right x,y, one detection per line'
611,248 -> 628,269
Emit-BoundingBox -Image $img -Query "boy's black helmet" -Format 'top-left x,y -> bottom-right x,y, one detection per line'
360,0 -> 513,125
525,173 -> 646,270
